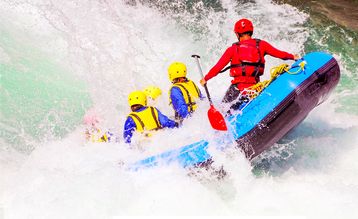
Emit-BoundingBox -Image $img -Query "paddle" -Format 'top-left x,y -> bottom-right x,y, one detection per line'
191,55 -> 228,131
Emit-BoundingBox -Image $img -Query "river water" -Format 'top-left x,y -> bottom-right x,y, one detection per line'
1,0 -> 357,218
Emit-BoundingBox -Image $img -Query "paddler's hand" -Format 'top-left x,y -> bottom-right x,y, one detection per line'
200,78 -> 207,86
293,54 -> 300,60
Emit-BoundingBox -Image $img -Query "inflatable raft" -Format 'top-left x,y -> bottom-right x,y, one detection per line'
128,51 -> 340,171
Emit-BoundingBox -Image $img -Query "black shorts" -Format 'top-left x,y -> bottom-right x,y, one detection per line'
222,84 -> 250,112
222,84 -> 241,103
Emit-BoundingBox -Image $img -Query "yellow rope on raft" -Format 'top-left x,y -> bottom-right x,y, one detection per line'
245,61 -> 306,99
286,61 -> 306,75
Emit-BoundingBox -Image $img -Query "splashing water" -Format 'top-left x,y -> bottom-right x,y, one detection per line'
1,0 -> 357,218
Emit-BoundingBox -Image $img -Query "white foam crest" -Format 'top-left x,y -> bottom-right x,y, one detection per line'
3,134 -> 235,218
4,128 -> 358,218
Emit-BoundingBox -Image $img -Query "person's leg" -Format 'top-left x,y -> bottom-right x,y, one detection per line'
230,95 -> 250,111
222,84 -> 241,103
221,84 -> 241,116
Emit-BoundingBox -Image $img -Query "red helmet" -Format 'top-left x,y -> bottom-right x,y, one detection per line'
234,19 -> 254,34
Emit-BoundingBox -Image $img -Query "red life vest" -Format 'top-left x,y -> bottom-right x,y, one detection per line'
229,39 -> 265,88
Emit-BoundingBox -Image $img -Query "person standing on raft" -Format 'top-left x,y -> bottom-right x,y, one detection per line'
200,18 -> 299,109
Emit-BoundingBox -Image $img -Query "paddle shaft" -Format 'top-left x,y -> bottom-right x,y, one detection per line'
191,55 -> 213,105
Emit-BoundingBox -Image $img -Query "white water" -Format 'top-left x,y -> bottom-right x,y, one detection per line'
1,0 -> 358,218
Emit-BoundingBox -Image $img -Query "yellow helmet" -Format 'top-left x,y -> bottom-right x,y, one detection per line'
168,62 -> 187,82
128,90 -> 147,107
143,85 -> 162,100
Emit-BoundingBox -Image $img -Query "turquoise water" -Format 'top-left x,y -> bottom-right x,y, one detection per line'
304,13 -> 358,114
0,26 -> 91,152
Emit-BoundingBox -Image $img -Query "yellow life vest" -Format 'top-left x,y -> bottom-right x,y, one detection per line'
86,128 -> 109,143
170,79 -> 201,113
128,106 -> 162,133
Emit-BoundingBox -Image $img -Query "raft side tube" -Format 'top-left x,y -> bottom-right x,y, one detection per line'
236,57 -> 340,160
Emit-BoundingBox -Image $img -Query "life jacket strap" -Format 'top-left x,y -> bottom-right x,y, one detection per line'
255,39 -> 262,77
219,62 -> 265,74
129,107 -> 161,131
150,106 -> 162,129
100,134 -> 108,142
129,113 -> 145,130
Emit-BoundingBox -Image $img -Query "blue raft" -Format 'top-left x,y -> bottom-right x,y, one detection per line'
128,51 -> 340,171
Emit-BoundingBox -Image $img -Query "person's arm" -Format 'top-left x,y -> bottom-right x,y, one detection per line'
261,40 -> 295,60
156,108 -> 178,128
123,116 -> 136,143
170,87 -> 189,119
201,46 -> 234,84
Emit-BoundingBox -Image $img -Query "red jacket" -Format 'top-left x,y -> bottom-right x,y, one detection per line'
204,38 -> 295,90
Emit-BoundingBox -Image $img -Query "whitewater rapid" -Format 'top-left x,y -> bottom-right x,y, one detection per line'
1,0 -> 358,218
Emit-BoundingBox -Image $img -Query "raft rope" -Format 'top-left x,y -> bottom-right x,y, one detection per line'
241,60 -> 306,100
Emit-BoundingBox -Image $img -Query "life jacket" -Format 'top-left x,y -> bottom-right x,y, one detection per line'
86,127 -> 111,143
170,79 -> 201,118
229,39 -> 265,87
128,106 -> 162,135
